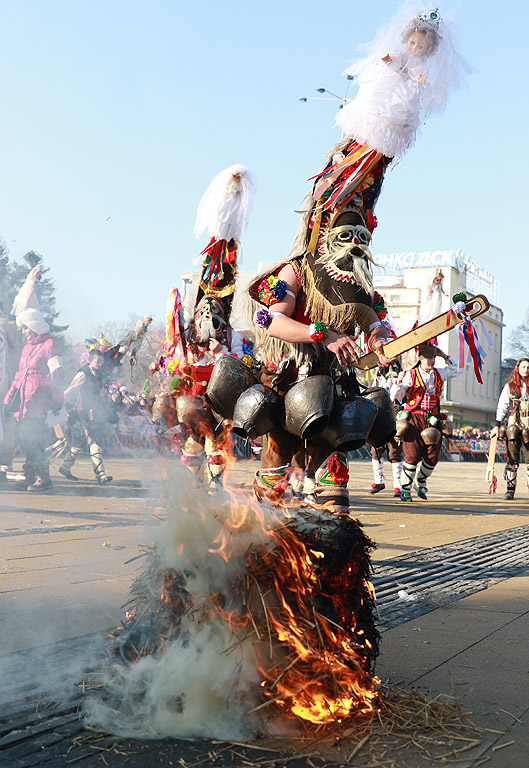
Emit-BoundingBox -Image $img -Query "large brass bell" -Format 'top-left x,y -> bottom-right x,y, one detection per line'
420,426 -> 442,445
232,384 -> 283,439
320,396 -> 378,451
363,387 -> 397,448
205,356 -> 256,420
176,395 -> 209,427
283,375 -> 335,439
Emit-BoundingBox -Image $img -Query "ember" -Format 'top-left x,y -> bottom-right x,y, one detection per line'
86,470 -> 379,739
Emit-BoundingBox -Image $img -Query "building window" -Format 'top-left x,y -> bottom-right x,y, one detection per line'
493,373 -> 497,399
486,371 -> 490,399
495,334 -> 498,352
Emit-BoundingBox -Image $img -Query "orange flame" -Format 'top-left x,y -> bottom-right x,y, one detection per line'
250,522 -> 379,724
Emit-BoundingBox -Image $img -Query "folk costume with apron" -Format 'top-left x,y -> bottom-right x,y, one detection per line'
495,381 -> 529,498
393,354 -> 460,498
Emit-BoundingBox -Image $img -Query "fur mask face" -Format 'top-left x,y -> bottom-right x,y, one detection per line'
194,296 -> 226,344
306,208 -> 374,305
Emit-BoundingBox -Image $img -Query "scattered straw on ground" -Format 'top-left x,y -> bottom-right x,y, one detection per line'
66,680 -> 496,767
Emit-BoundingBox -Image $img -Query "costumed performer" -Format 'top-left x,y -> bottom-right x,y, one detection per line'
246,182 -> 395,513
369,361 -> 404,497
3,308 -> 63,491
154,164 -> 256,482
490,359 -> 529,500
0,266 -> 44,482
419,268 -> 446,324
392,343 -> 461,500
59,348 -> 113,485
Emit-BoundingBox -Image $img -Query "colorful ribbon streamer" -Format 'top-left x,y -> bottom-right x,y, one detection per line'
458,318 -> 480,383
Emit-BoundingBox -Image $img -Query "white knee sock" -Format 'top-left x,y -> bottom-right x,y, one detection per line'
392,461 -> 403,490
371,458 -> 385,484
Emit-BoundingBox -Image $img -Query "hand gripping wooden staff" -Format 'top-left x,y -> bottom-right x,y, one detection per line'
355,294 -> 490,371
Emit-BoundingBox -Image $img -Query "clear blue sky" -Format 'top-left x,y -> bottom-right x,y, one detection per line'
1,0 -> 527,350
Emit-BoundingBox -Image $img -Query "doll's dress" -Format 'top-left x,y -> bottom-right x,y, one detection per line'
418,282 -> 444,325
337,53 -> 429,159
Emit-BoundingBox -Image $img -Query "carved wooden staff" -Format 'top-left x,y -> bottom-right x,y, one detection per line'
356,294 -> 490,370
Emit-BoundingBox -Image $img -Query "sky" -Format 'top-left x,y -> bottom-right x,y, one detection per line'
1,0 -> 527,351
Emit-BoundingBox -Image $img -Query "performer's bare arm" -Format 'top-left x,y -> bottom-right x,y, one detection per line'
264,265 -> 395,367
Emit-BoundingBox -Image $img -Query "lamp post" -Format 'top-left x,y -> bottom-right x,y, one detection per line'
299,76 -> 355,110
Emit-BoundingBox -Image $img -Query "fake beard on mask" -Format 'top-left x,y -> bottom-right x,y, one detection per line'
311,222 -> 374,300
194,297 -> 227,345
298,208 -> 375,335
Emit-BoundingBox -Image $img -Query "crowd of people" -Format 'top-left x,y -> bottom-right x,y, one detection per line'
0,258 -> 527,502
1,8 -> 527,503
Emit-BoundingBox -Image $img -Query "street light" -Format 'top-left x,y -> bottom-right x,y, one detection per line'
299,77 -> 355,110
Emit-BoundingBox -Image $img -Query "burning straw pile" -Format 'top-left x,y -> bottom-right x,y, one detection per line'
85,470 -> 380,739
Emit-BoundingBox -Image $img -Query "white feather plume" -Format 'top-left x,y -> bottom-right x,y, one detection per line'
193,165 -> 257,242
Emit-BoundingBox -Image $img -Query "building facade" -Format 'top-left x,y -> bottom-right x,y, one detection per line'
373,249 -> 503,427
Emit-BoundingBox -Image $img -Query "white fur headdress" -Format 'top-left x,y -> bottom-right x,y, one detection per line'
193,164 -> 257,242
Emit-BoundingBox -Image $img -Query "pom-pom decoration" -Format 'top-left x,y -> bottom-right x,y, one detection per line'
257,276 -> 287,306
373,291 -> 388,320
256,308 -> 273,329
242,338 -> 254,357
309,321 -> 328,342
325,454 -> 350,486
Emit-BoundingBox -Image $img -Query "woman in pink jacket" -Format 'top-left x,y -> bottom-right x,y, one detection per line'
3,308 -> 63,491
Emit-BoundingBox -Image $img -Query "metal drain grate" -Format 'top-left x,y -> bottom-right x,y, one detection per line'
372,524 -> 529,630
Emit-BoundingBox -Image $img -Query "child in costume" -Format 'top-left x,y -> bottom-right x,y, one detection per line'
392,343 -> 461,500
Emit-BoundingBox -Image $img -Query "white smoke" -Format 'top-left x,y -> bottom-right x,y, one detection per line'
85,468 -> 272,740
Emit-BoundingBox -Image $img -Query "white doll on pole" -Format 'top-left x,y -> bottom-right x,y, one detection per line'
337,4 -> 471,159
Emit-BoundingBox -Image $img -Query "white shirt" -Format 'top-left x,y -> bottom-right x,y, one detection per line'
392,357 -> 461,402
496,382 -> 528,423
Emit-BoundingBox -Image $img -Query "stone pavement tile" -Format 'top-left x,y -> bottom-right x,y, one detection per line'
377,572 -> 529,766
0,574 -> 132,652
447,571 -> 529,614
483,706 -> 529,768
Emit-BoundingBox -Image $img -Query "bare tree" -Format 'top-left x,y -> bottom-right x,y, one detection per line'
506,308 -> 529,360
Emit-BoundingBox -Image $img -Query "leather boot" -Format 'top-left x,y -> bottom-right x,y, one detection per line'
28,463 -> 52,492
